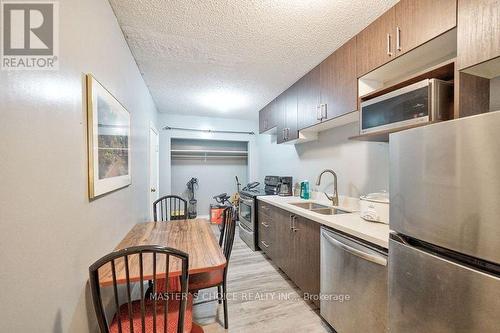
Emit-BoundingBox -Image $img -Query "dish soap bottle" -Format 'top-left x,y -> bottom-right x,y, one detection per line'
300,181 -> 310,199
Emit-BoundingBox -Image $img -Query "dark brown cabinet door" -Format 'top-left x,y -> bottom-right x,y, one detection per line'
259,99 -> 279,134
273,208 -> 294,273
258,106 -> 268,134
259,206 -> 321,307
275,93 -> 286,144
267,99 -> 278,130
319,37 -> 357,120
458,0 -> 500,70
356,7 -> 396,77
258,212 -> 274,258
395,0 -> 456,56
330,37 -> 357,119
297,66 -> 321,130
292,216 -> 321,306
276,85 -> 298,144
319,52 -> 336,120
284,83 -> 299,141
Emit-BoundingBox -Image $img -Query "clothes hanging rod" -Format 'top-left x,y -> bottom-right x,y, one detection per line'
163,126 -> 255,135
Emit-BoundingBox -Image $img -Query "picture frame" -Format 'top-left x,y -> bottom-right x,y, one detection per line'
86,74 -> 131,199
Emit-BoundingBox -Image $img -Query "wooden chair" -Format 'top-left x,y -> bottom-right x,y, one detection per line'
218,211 -> 227,247
153,195 -> 188,222
188,207 -> 237,329
89,245 -> 199,333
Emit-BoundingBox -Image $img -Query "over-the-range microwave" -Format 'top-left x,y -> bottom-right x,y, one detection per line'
360,78 -> 453,135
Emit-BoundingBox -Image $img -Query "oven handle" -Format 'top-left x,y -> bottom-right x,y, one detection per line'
322,232 -> 387,266
240,197 -> 254,206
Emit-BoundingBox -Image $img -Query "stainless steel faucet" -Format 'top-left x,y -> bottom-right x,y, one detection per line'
316,169 -> 339,206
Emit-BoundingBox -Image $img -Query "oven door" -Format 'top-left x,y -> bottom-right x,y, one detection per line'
239,195 -> 254,231
360,79 -> 430,134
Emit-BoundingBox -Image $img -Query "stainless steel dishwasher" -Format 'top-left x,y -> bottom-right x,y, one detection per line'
320,227 -> 388,333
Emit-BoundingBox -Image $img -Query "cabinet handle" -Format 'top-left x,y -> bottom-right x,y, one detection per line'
292,215 -> 299,232
386,33 -> 393,57
261,240 -> 269,248
286,128 -> 290,140
316,105 -> 322,120
396,27 -> 401,52
261,221 -> 269,228
282,129 -> 286,141
290,214 -> 298,231
322,104 -> 327,120
264,119 -> 268,129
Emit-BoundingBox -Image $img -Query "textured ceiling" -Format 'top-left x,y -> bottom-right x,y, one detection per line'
108,0 -> 398,120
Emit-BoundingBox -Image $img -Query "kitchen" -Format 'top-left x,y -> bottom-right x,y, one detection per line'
1,0 -> 499,332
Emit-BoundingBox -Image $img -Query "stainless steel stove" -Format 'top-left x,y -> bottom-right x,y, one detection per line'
238,176 -> 282,251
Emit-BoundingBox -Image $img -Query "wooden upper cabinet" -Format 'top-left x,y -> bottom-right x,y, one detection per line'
319,52 -> 336,119
458,0 -> 500,71
276,84 -> 299,144
356,7 -> 395,77
395,0 -> 457,56
259,99 -> 278,134
275,93 -> 286,144
297,66 -> 321,130
320,37 -> 357,120
357,0 -> 456,77
258,105 -> 268,134
284,83 -> 299,141
331,37 -> 357,118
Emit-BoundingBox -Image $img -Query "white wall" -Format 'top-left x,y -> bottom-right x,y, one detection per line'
0,0 -> 158,332
171,158 -> 248,216
158,114 -> 259,197
257,123 -> 390,198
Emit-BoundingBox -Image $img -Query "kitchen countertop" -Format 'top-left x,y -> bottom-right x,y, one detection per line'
257,195 -> 390,249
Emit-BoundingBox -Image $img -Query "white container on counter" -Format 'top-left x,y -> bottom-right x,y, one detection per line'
360,192 -> 389,224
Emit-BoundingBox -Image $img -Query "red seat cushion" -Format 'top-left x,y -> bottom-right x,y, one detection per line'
109,293 -> 193,333
188,269 -> 224,291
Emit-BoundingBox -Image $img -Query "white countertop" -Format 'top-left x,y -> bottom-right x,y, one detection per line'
257,195 -> 389,249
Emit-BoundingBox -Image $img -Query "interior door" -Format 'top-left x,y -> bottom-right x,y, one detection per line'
149,126 -> 159,219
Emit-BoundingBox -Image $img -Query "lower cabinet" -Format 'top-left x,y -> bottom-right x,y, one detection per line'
258,211 -> 276,259
257,201 -> 321,307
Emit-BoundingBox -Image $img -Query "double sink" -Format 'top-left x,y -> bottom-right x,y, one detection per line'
289,202 -> 349,215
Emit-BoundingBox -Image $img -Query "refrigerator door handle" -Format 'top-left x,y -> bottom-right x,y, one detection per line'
323,232 -> 387,266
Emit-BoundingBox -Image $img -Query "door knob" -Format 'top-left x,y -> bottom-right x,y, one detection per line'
151,188 -> 156,192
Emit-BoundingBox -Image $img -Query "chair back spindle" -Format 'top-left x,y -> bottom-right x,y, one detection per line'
89,245 -> 189,333
221,207 -> 237,269
153,195 -> 188,222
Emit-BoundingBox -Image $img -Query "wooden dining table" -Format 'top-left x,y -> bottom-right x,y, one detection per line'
98,219 -> 226,287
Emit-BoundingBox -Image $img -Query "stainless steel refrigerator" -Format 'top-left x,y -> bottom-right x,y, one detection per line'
389,111 -> 500,332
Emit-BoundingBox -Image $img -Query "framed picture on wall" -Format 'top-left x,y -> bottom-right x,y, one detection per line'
86,74 -> 131,199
